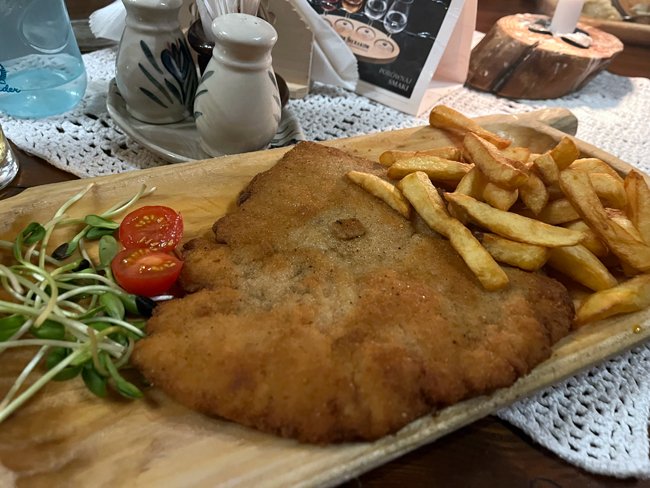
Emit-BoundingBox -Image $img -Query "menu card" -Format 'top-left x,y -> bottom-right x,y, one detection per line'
310,0 -> 475,115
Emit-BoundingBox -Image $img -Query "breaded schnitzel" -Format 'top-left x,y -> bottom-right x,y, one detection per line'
132,142 -> 574,443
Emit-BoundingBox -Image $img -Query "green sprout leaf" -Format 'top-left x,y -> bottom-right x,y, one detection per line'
119,294 -> 139,315
12,223 -> 45,261
22,223 -> 46,245
30,320 -> 65,340
82,364 -> 108,398
98,235 -> 120,269
84,215 -> 120,230
114,379 -> 144,399
86,227 -> 116,240
88,321 -> 112,332
0,315 -> 25,341
53,364 -> 82,381
46,348 -> 82,381
99,293 -> 125,320
102,354 -> 143,399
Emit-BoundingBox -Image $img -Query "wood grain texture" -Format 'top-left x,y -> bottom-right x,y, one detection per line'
1,110 -> 648,487
468,14 -> 624,99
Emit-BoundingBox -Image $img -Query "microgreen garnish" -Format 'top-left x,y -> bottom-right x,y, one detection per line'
0,183 -> 157,424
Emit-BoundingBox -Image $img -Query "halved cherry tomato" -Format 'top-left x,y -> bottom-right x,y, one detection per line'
111,248 -> 183,297
119,206 -> 183,252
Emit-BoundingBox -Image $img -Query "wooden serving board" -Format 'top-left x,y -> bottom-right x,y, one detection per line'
1,109 -> 649,488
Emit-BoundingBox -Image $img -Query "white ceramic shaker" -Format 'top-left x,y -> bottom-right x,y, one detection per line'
194,13 -> 281,156
116,0 -> 198,124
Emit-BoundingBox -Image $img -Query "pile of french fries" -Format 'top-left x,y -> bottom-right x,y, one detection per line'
347,105 -> 650,327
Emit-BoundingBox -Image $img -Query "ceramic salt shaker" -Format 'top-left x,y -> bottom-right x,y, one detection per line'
194,14 -> 281,156
116,0 -> 198,124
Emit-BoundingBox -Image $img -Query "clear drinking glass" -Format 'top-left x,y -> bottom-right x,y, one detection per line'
0,0 -> 87,119
363,0 -> 388,26
383,0 -> 413,35
0,125 -> 19,191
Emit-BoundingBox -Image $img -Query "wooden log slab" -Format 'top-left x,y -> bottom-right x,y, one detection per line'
467,14 -> 624,99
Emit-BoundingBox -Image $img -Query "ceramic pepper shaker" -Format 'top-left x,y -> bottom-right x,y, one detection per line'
116,0 -> 198,124
194,13 -> 281,156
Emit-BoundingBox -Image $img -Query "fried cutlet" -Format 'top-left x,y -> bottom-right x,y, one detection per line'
132,142 -> 574,443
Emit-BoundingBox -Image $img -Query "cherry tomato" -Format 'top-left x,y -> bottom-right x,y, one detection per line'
111,248 -> 183,297
119,206 -> 183,252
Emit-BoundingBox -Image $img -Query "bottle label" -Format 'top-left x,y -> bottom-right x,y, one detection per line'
0,64 -> 21,93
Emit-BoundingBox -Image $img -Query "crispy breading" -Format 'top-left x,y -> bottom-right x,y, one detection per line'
132,142 -> 574,443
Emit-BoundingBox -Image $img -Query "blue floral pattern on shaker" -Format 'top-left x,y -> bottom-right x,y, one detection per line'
193,70 -> 213,119
138,39 -> 198,113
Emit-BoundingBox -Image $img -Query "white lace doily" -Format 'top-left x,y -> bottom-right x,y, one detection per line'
2,47 -> 650,479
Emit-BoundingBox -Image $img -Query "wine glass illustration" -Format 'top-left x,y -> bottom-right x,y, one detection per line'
363,0 -> 388,26
319,0 -> 341,15
341,0 -> 364,18
383,0 -> 413,36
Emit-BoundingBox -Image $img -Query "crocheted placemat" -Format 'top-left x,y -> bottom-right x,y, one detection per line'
2,47 -> 650,478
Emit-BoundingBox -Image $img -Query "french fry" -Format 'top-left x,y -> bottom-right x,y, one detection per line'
463,133 -> 528,190
378,146 -> 462,166
501,146 -> 531,164
569,158 -> 624,184
546,184 -> 564,201
444,193 -> 585,247
386,156 -> 471,182
624,170 -> 650,244
532,153 -> 559,185
563,220 -> 609,257
558,172 -> 627,209
454,167 -> 486,198
398,172 -> 509,290
559,169 -> 650,272
575,274 -> 650,325
605,211 -> 646,275
549,136 -> 580,170
519,166 -> 549,215
449,167 -> 486,223
533,198 -> 580,225
346,171 -> 411,219
590,173 -> 627,209
428,105 -> 511,149
547,245 -> 618,291
479,233 -> 549,271
606,208 -> 644,241
482,183 -> 518,211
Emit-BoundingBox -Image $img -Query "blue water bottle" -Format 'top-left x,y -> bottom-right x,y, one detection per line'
0,0 -> 87,118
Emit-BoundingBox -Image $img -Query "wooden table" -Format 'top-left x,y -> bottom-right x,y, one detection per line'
1,0 -> 649,486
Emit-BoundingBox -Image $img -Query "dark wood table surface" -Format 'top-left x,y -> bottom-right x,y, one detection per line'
2,0 -> 649,486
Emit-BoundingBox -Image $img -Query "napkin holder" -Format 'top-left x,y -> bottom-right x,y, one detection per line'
466,13 -> 623,99
267,0 -> 314,98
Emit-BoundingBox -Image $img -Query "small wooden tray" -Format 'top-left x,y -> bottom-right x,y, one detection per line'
1,108 -> 648,487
